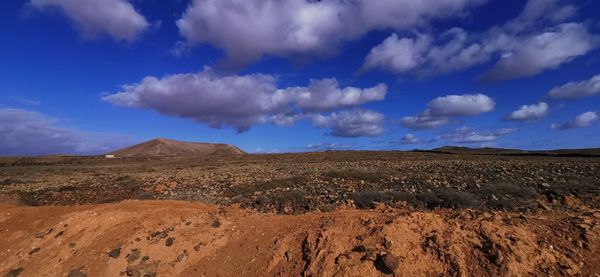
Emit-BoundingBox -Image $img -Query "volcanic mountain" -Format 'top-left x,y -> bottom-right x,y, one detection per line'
109,138 -> 245,157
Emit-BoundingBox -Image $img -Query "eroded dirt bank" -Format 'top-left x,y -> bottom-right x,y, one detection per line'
1,200 -> 599,276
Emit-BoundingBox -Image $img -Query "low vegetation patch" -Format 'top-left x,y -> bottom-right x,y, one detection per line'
475,183 -> 539,210
351,189 -> 475,209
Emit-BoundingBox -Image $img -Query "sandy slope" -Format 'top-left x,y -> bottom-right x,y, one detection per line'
1,201 -> 599,276
110,138 -> 245,157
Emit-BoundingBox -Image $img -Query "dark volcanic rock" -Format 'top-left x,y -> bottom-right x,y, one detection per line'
67,267 -> 87,277
5,267 -> 24,277
108,247 -> 121,258
126,249 -> 141,263
165,237 -> 175,247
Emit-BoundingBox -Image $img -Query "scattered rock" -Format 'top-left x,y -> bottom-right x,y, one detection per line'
126,249 -> 141,263
376,253 -> 400,274
383,238 -> 393,249
67,267 -> 86,277
361,251 -> 377,262
352,245 -> 367,252
541,183 -> 550,188
5,267 -> 23,277
35,228 -> 53,238
175,251 -> 188,263
54,231 -> 64,238
165,237 -> 175,247
108,246 -> 121,258
125,262 -> 158,277
148,227 -> 173,243
28,247 -> 40,255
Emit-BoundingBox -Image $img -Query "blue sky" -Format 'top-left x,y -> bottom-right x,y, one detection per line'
1,0 -> 599,155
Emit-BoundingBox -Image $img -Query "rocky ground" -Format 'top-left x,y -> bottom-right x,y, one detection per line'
0,151 -> 599,276
0,151 -> 599,213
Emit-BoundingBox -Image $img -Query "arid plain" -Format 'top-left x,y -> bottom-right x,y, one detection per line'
1,143 -> 599,276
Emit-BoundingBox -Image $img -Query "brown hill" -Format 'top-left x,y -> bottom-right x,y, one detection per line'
109,138 -> 245,157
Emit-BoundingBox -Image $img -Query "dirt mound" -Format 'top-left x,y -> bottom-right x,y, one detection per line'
1,200 -> 598,276
109,138 -> 245,157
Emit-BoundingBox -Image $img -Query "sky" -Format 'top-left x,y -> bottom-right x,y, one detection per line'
1,0 -> 600,155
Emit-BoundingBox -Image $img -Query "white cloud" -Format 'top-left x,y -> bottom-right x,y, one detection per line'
442,127 -> 516,143
401,114 -> 451,130
505,102 -> 549,121
311,109 -> 385,137
551,111 -> 599,130
401,93 -> 494,130
363,29 -> 494,76
481,23 -> 599,82
30,0 -> 149,42
428,93 -> 495,116
104,68 -> 386,136
175,0 -> 485,67
0,108 -> 133,156
362,0 -> 599,81
284,79 -> 387,112
399,134 -> 419,144
400,93 -> 495,130
104,69 -> 287,132
362,33 -> 432,74
547,74 -> 600,100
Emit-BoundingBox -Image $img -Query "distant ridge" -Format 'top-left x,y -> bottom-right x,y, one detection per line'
109,138 -> 245,157
428,146 -> 600,157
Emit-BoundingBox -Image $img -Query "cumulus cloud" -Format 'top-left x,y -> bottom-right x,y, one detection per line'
363,0 -> 599,81
104,68 -> 386,136
0,108 -> 133,156
481,23 -> 599,82
399,134 -> 419,144
401,93 -> 495,129
442,127 -> 516,143
311,109 -> 385,137
104,70 -> 286,132
284,79 -> 387,112
175,0 -> 485,67
362,29 -> 494,76
551,111 -> 599,130
505,102 -> 549,121
547,74 -> 600,100
427,93 -> 495,116
30,0 -> 149,42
